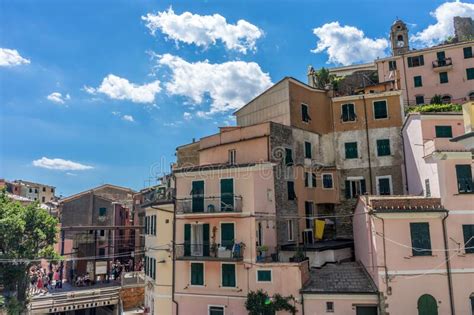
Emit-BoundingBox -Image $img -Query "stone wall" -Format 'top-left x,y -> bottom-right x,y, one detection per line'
454,16 -> 474,41
120,286 -> 145,309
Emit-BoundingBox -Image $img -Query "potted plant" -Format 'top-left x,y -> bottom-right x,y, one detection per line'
257,245 -> 268,262
289,248 -> 307,263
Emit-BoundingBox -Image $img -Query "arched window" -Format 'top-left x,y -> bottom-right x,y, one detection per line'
441,95 -> 452,104
469,92 -> 474,101
417,294 -> 438,315
397,35 -> 404,41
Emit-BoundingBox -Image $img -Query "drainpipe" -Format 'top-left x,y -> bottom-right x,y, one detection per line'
362,95 -> 374,194
171,175 -> 179,315
373,214 -> 389,296
400,131 -> 409,194
442,212 -> 455,315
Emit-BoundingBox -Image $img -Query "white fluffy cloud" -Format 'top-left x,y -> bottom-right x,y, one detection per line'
47,92 -> 70,104
142,8 -> 263,54
411,1 -> 474,46
0,48 -> 30,67
311,22 -> 389,66
32,157 -> 93,171
122,114 -> 135,122
157,54 -> 272,114
88,74 -> 161,103
183,112 -> 192,120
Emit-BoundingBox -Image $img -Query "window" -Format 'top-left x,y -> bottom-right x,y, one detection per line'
341,103 -> 356,122
407,55 -> 424,67
304,141 -> 312,159
377,176 -> 392,195
51,188 -> 54,193
322,174 -> 333,189
304,172 -> 310,187
287,220 -> 294,241
305,172 -> 317,188
152,215 -> 157,235
99,207 -> 107,216
388,60 -> 397,71
462,225 -> 474,254
439,72 -> 448,84
326,301 -> 334,312
100,229 -> 105,237
305,201 -> 314,229
29,188 -> 32,193
221,264 -> 236,287
42,196 -> 45,202
436,51 -> 446,64
257,270 -> 272,282
415,95 -> 425,105
209,306 -> 224,315
228,149 -> 236,165
99,248 -> 105,256
345,142 -> 358,159
455,165 -> 473,193
301,103 -> 310,122
191,263 -> 204,286
410,222 -> 432,256
285,148 -> 293,166
373,100 -> 388,119
464,46 -> 473,59
441,95 -> 452,104
42,187 -> 46,192
414,76 -> 423,87
435,125 -> 453,138
425,179 -> 431,197
312,173 -> 317,187
377,139 -> 391,156
287,181 -> 296,200
467,68 -> 474,80
345,178 -> 366,199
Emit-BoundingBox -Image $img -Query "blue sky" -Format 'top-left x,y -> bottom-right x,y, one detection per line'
1,0 -> 473,196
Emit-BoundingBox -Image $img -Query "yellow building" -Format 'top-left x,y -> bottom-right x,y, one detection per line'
143,189 -> 174,315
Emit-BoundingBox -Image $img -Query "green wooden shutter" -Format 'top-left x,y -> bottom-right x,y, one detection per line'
456,164 -> 473,193
192,181 -> 204,212
305,142 -> 312,159
312,173 -> 317,187
435,126 -> 453,138
221,223 -> 235,250
414,76 -> 422,87
257,270 -> 272,282
373,101 -> 387,119
463,225 -> 474,254
191,263 -> 204,285
304,172 -> 309,187
222,264 -> 236,287
345,180 -> 351,199
220,178 -> 234,211
377,139 -> 391,156
467,68 -> 474,80
378,178 -> 391,195
360,179 -> 367,194
342,104 -> 349,121
184,224 -> 191,256
285,148 -> 293,166
287,181 -> 295,200
345,142 -> 358,159
203,224 -> 210,256
417,294 -> 438,315
410,223 -> 432,256
439,72 -> 448,84
464,47 -> 473,59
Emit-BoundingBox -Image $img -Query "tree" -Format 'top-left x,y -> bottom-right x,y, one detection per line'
0,190 -> 60,314
310,67 -> 343,91
245,289 -> 297,315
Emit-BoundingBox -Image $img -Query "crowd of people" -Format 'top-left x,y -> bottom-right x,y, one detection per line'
29,264 -> 61,295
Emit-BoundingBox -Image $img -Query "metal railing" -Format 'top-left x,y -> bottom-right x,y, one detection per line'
121,271 -> 145,287
432,57 -> 452,68
175,243 -> 244,260
176,195 -> 243,214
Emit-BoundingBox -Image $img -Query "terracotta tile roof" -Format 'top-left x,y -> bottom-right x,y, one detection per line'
369,197 -> 446,212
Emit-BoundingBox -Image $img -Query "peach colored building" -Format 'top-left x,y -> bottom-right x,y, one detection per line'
354,108 -> 474,315
376,20 -> 474,106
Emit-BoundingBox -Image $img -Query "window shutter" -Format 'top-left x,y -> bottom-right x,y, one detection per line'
345,180 -> 351,199
360,179 -> 367,194
342,104 -> 349,121
184,224 -> 191,256
203,224 -> 210,256
305,142 -> 312,159
410,223 -> 432,256
312,173 -> 317,187
222,264 -> 236,287
407,57 -> 413,67
455,165 -> 473,193
420,55 -> 424,66
304,172 -> 309,187
285,148 -> 293,166
153,215 -> 157,235
145,216 -> 148,235
463,225 -> 474,254
191,263 -> 204,285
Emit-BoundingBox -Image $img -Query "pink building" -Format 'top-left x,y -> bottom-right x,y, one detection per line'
173,124 -> 311,315
353,109 -> 474,315
376,20 -> 474,106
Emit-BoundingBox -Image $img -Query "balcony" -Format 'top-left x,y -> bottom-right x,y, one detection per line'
175,243 -> 244,261
423,138 -> 468,157
432,58 -> 453,71
176,195 -> 243,214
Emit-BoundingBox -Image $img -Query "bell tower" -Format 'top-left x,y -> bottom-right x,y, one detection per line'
390,19 -> 409,56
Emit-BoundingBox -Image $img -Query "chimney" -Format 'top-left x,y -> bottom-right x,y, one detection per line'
307,65 -> 316,87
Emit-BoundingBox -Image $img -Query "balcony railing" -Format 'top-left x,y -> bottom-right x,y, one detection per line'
432,57 -> 452,69
175,243 -> 244,261
176,195 -> 243,214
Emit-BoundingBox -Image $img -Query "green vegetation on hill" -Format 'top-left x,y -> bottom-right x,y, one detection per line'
407,103 -> 462,113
